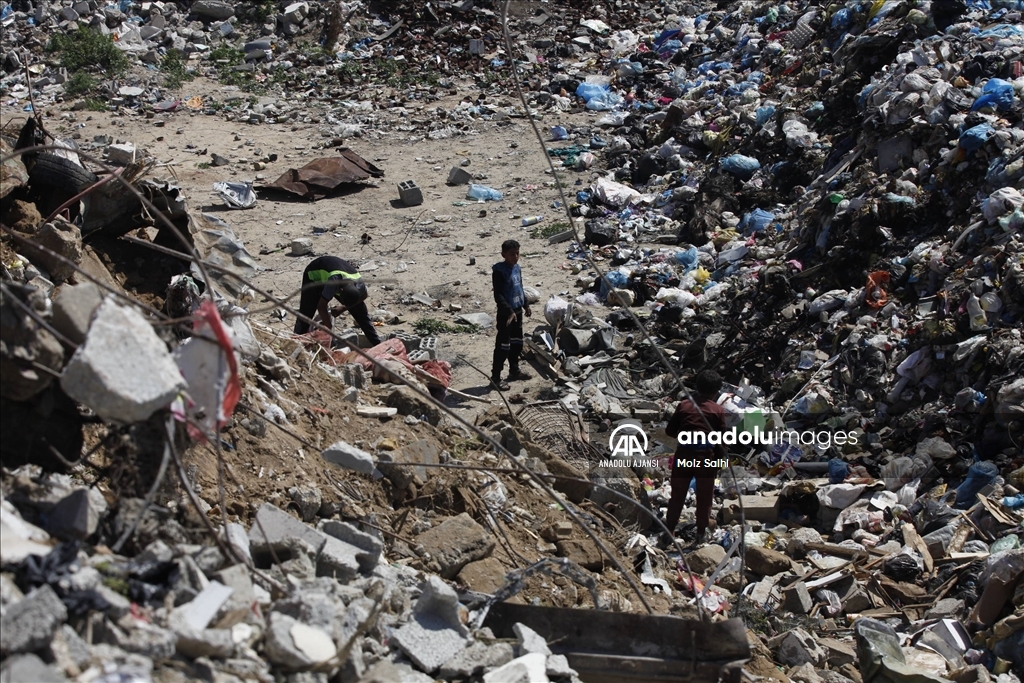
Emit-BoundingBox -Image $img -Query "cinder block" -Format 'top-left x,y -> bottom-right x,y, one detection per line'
397,180 -> 423,206
418,336 -> 438,358
388,332 -> 421,352
447,166 -> 473,185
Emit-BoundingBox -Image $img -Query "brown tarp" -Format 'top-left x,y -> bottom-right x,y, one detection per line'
260,149 -> 384,200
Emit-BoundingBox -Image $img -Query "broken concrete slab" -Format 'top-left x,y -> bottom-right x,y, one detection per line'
482,652 -> 550,683
46,487 -> 108,541
782,582 -> 813,615
439,640 -> 515,679
173,581 -> 234,632
51,281 -> 102,345
321,440 -> 376,475
777,627 -> 827,667
416,513 -> 495,579
248,503 -> 327,567
0,584 -> 67,655
391,576 -> 469,672
60,298 -> 186,424
318,520 -> 382,573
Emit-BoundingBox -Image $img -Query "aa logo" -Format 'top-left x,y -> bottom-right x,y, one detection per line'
608,423 -> 648,458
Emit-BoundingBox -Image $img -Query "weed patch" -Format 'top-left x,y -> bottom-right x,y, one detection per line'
48,27 -> 128,76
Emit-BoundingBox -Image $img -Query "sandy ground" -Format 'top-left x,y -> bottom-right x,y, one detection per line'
44,75 -> 602,414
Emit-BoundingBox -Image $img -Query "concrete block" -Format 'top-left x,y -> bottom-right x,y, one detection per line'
0,584 -> 68,655
247,503 -> 327,566
447,166 -> 473,185
418,336 -> 438,357
468,38 -> 485,55
321,441 -> 376,475
191,0 -> 235,20
52,281 -> 102,345
290,237 -> 313,256
386,386 -> 442,426
398,180 -> 423,206
106,142 -> 136,165
288,485 -> 322,522
225,522 -> 252,564
483,652 -> 550,683
722,494 -> 779,523
440,641 -> 514,679
783,582 -> 813,615
60,298 -> 185,424
388,332 -> 421,352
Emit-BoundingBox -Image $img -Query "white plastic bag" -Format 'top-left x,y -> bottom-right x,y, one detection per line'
544,295 -> 571,328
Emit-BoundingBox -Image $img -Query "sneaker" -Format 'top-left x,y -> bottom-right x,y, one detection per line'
507,369 -> 532,381
489,377 -> 510,392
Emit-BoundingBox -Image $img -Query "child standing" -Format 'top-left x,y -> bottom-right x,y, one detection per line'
491,240 -> 532,391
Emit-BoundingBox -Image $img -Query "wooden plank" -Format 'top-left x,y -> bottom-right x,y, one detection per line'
901,523 -> 933,575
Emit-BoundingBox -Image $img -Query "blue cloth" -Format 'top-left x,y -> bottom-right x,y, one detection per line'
492,262 -> 524,310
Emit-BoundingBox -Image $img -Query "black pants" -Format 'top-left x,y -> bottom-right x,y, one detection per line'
294,277 -> 380,346
491,306 -> 523,380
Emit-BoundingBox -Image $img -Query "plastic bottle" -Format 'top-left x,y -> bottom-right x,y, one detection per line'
980,292 -> 1003,313
967,293 -> 988,330
467,184 -> 503,201
522,215 -> 544,226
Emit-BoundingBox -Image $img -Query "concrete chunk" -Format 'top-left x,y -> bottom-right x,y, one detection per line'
0,584 -> 67,655
416,513 -> 495,579
318,520 -> 382,573
783,582 -> 813,615
439,641 -> 514,678
321,441 -> 376,475
514,623 -> 551,656
248,503 -> 327,566
746,545 -> 792,576
174,581 -> 233,631
777,628 -> 827,667
686,544 -> 726,575
60,298 -> 185,423
191,0 -> 235,20
0,654 -> 65,682
47,487 -> 107,540
264,612 -> 335,670
392,576 -> 469,672
447,166 -> 473,185
52,282 -> 102,345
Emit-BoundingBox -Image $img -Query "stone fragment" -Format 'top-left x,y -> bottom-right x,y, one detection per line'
746,545 -> 792,576
31,220 -> 82,283
386,386 -> 442,426
555,538 -> 603,571
686,544 -> 726,574
0,653 -> 64,682
447,166 -> 473,185
321,441 -> 376,475
0,584 -> 67,655
925,597 -> 965,619
457,557 -> 508,594
191,0 -> 235,20
318,520 -> 382,573
377,439 -> 440,489
546,654 -> 577,678
288,486 -> 322,522
174,627 -> 234,659
264,612 -> 334,670
60,298 -> 185,423
173,581 -> 233,631
416,513 -> 495,579
790,662 -> 824,683
52,282 -> 102,345
819,637 -> 857,667
106,143 -> 136,166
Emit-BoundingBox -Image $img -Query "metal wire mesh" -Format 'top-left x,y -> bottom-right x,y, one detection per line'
516,401 -> 603,472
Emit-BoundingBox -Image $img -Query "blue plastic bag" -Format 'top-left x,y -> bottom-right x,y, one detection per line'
971,78 -> 1015,112
959,123 -> 995,153
467,184 -> 503,201
674,247 -> 699,272
755,105 -> 776,128
740,208 -> 774,234
828,458 -> 849,484
831,8 -> 853,29
576,82 -> 608,101
598,271 -> 629,299
721,154 -> 761,179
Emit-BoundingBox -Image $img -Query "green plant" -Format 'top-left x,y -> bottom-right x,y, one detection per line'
64,71 -> 97,97
197,162 -> 211,169
102,576 -> 129,595
83,98 -> 108,111
161,51 -> 193,89
530,220 -> 571,239
208,45 -> 268,93
48,27 -> 129,76
413,318 -> 480,335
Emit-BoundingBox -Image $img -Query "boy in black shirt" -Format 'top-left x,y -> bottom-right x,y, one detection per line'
490,240 -> 532,391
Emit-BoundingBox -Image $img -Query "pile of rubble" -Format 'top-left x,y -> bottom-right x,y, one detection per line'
2,0 -> 1023,682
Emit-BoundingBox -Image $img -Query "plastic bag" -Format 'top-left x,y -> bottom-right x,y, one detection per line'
828,458 -> 849,484
739,208 -> 774,234
970,78 -> 1015,112
720,154 -> 760,179
881,453 -> 932,491
883,551 -> 922,581
522,286 -> 542,305
981,187 -> 1023,224
467,184 -> 503,201
958,123 -> 995,154
654,287 -> 696,308
916,437 -> 956,460
544,296 -> 570,328
674,246 -> 699,272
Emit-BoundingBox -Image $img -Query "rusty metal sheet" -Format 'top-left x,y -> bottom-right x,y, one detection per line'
260,149 -> 384,200
483,603 -> 750,683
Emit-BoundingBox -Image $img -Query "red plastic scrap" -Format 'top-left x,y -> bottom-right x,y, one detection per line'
866,270 -> 891,308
